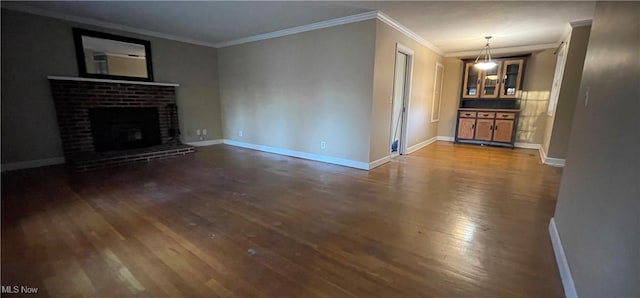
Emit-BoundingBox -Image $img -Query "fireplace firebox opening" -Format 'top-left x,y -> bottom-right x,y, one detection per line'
89,107 -> 161,152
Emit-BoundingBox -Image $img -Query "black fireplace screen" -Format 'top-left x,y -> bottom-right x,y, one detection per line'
89,107 -> 161,152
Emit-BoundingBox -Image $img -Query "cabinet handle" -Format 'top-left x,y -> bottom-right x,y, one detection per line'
495,125 -> 498,131
465,113 -> 471,116
471,124 -> 475,129
483,114 -> 489,116
490,125 -> 493,130
502,115 -> 508,118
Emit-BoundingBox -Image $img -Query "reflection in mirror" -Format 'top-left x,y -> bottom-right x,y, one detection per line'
82,36 -> 147,78
74,28 -> 153,81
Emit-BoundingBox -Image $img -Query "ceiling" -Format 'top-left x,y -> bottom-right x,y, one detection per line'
2,1 -> 595,55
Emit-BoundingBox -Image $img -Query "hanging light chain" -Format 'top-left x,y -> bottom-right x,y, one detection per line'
485,37 -> 493,62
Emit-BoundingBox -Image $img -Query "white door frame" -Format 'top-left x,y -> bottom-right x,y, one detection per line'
431,62 -> 445,123
390,43 -> 414,155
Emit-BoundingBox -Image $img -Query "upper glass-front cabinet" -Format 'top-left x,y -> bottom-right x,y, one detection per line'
500,60 -> 524,98
462,63 -> 480,98
461,58 -> 525,99
480,61 -> 502,98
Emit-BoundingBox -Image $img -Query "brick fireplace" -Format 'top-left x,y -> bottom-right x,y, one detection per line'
49,77 -> 194,171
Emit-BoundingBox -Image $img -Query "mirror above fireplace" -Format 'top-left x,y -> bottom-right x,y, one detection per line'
73,28 -> 154,81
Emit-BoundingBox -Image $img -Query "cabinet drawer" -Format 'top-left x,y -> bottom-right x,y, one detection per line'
477,112 -> 495,119
496,112 -> 516,119
459,111 -> 477,118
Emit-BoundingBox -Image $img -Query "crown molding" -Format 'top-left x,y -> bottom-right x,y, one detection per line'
217,11 -> 444,55
570,19 -> 592,28
375,12 -> 444,55
0,3 -> 589,57
557,19 -> 592,44
215,11 -> 379,48
445,43 -> 557,58
2,3 -> 445,55
1,2 -> 220,48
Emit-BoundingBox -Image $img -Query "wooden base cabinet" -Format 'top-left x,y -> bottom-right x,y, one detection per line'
457,112 -> 476,139
492,120 -> 514,143
457,118 -> 476,139
474,119 -> 494,141
455,109 -> 519,148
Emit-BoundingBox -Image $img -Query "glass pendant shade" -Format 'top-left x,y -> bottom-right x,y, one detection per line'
475,61 -> 497,70
474,36 -> 497,70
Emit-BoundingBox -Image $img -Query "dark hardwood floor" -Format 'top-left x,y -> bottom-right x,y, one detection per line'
1,142 -> 564,297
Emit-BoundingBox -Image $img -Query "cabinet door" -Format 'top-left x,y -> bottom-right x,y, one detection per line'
480,62 -> 502,98
474,119 -> 494,141
462,63 -> 480,98
457,118 -> 476,139
500,59 -> 524,98
492,120 -> 514,143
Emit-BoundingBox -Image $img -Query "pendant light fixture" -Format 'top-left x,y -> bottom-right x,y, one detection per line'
474,36 -> 497,70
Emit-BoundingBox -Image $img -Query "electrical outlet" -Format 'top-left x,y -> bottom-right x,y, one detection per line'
196,129 -> 201,136
320,141 -> 326,149
202,129 -> 207,136
239,130 -> 243,137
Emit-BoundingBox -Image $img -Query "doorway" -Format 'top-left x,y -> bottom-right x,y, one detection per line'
390,44 -> 413,156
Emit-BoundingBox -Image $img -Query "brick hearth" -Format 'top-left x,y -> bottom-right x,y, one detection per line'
69,144 -> 195,172
49,77 -> 194,170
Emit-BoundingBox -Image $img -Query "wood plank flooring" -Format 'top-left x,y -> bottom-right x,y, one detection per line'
1,142 -> 564,297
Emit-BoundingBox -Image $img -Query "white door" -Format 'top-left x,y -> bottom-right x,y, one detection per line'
391,52 -> 409,155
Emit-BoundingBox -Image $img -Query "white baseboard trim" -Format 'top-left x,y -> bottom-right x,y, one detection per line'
406,136 -> 438,154
544,156 -> 566,167
549,218 -> 578,298
539,147 -> 566,167
1,157 -> 66,172
184,139 -> 224,147
539,146 -> 547,163
369,155 -> 391,169
515,142 -> 542,150
222,139 -> 369,170
436,136 -> 455,142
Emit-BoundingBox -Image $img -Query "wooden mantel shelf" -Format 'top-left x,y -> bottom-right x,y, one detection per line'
47,76 -> 180,87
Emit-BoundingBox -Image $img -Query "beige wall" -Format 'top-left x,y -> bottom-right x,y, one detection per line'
437,58 -> 463,137
217,20 -> 376,163
553,2 -> 639,297
106,55 -> 148,78
370,20 -> 443,161
545,25 -> 591,158
1,9 -> 223,164
517,49 -> 557,144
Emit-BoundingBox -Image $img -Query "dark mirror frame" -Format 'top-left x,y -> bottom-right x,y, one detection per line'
73,28 -> 154,82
